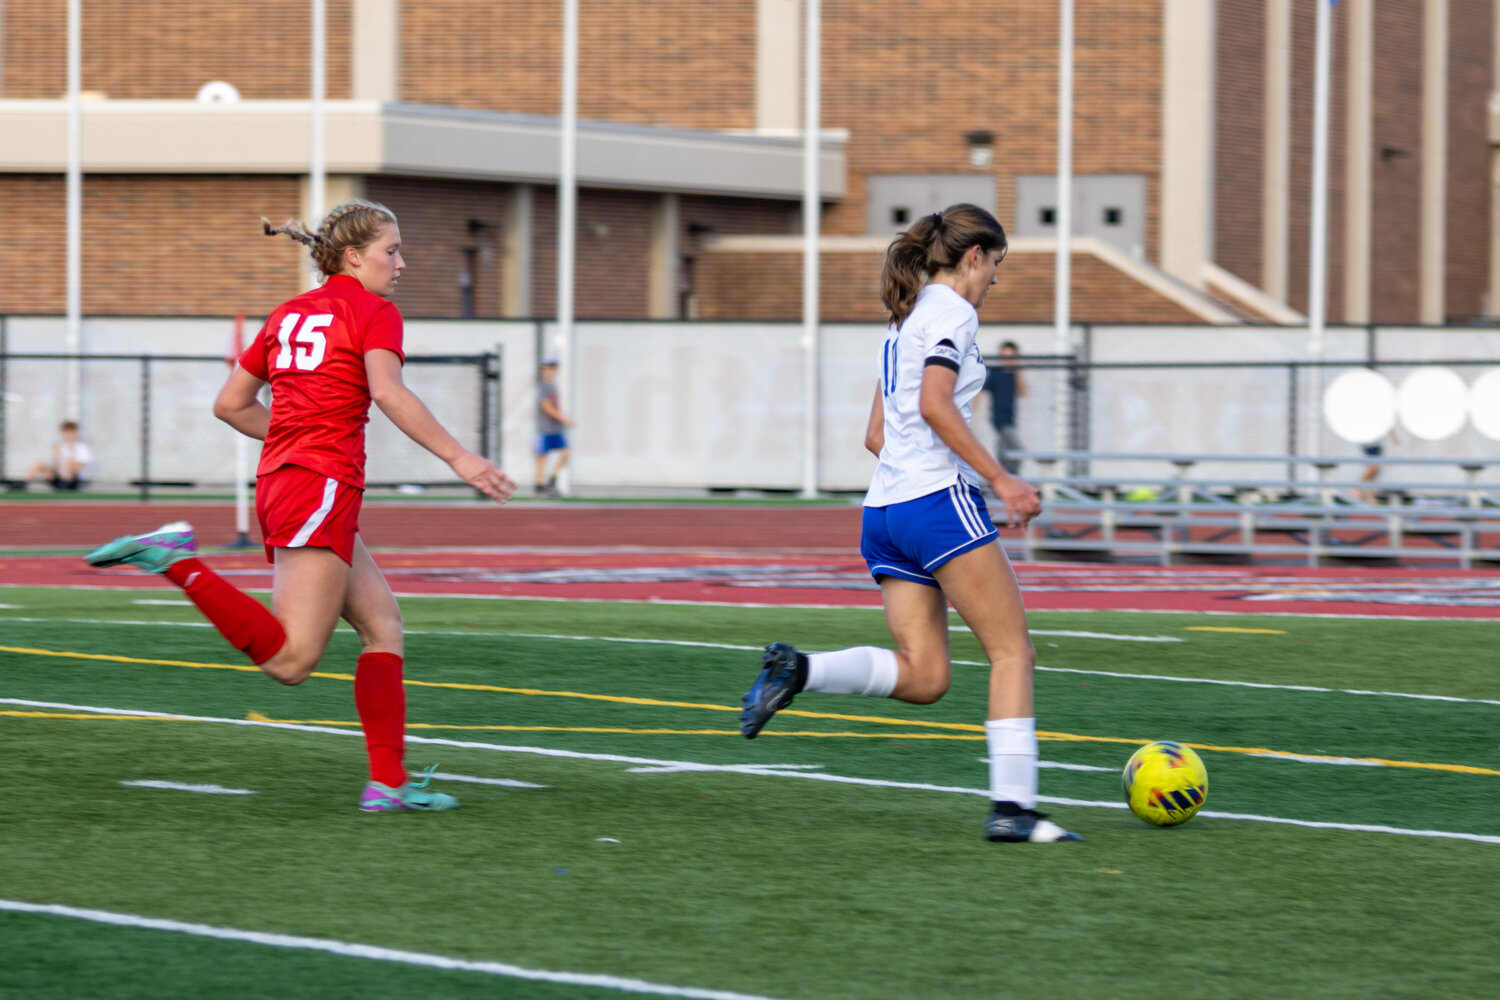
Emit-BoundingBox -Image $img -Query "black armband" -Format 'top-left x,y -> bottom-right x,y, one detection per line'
924,338 -> 961,372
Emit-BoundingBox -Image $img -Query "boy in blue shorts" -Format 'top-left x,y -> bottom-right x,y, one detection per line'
534,358 -> 574,497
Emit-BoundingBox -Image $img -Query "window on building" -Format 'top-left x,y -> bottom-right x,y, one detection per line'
459,248 -> 477,319
865,175 -> 996,234
1013,175 -> 1145,256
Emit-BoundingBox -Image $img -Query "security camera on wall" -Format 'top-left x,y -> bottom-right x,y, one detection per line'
195,81 -> 241,104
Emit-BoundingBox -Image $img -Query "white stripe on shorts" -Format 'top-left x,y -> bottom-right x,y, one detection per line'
947,483 -> 987,538
287,477 -> 339,548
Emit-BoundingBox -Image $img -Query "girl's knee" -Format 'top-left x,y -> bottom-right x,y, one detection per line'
260,652 -> 318,686
901,680 -> 949,705
893,658 -> 951,704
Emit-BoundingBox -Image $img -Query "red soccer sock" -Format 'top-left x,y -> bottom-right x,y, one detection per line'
164,558 -> 287,665
354,652 -> 407,788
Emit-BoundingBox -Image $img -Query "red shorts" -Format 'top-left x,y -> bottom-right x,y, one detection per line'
255,464 -> 362,565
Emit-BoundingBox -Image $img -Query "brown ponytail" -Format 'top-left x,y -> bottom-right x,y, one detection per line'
262,198 -> 398,278
879,203 -> 1007,327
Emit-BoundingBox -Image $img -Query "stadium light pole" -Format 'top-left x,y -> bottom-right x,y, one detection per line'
557,0 -> 579,493
1307,0 -> 1332,464
309,0 -> 327,226
1054,0 -> 1074,458
800,0 -> 822,498
64,0 -> 82,421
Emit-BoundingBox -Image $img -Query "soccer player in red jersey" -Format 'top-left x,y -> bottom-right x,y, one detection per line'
86,200 -> 516,811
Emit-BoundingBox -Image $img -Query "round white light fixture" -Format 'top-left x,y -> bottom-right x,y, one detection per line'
1397,367 -> 1469,441
196,80 -> 241,104
1468,368 -> 1500,441
1322,369 -> 1396,445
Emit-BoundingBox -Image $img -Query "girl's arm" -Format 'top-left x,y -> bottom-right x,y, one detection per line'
213,365 -> 272,441
864,381 -> 884,456
366,349 -> 515,501
918,365 -> 1039,527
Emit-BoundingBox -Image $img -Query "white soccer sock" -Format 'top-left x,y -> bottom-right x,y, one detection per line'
804,646 -> 898,698
986,717 -> 1038,808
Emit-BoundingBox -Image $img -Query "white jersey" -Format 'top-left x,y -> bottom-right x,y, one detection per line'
865,283 -> 986,507
58,440 -> 92,468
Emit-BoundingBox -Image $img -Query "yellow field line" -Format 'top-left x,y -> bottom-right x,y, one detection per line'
0,643 -> 979,731
0,645 -> 266,673
0,711 -> 970,740
7,644 -> 1499,776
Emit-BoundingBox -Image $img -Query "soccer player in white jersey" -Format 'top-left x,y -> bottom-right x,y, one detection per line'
739,203 -> 1080,843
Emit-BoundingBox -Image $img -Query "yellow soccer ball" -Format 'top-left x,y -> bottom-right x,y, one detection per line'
1122,740 -> 1208,827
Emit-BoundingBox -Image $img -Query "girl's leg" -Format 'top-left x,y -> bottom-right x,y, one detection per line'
931,542 -> 1033,720
739,578 -> 949,738
82,521 -> 319,677
934,542 -> 1078,842
339,536 -> 408,788
162,554 -> 288,665
256,546 -> 353,684
875,577 -> 951,702
337,536 -> 454,810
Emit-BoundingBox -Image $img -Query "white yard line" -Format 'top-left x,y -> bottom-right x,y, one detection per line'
119,780 -> 255,795
954,626 -> 1183,642
6,697 -> 1498,846
428,771 -> 548,789
0,899 -> 791,1000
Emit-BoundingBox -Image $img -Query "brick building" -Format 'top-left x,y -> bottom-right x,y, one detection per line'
0,0 -> 1494,326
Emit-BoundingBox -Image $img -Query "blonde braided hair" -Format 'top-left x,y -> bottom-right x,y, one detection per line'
262,199 -> 398,278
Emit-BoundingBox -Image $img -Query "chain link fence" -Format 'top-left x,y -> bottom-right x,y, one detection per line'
1,351 -> 502,497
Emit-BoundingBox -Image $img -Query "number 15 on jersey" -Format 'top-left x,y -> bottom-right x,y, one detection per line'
273,313 -> 333,371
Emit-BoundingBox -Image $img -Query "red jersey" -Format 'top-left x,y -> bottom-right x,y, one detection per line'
239,274 -> 405,488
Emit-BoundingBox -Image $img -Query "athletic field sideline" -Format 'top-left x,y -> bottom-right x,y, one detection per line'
2,570 -> 1497,999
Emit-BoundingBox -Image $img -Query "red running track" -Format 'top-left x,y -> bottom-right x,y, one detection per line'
1,500 -> 1496,618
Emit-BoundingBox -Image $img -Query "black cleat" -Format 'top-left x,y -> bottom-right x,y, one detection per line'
984,804 -> 1083,843
739,642 -> 807,738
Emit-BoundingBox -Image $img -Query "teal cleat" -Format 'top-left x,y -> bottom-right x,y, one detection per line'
83,521 -> 197,574
358,765 -> 459,812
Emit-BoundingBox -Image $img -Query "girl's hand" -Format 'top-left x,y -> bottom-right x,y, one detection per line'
989,471 -> 1041,528
452,451 -> 517,503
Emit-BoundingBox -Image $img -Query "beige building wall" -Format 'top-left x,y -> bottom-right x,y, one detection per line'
0,1 -> 1492,324
1160,0 -> 1216,287
1422,0 -> 1450,324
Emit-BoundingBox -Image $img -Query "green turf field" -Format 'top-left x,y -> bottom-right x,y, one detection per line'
3,585 -> 1498,999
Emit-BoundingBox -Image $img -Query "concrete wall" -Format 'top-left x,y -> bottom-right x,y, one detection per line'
4,318 -> 1497,493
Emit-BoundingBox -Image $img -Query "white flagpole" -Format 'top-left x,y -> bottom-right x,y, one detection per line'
65,0 -> 82,421
230,314 -> 251,546
310,0 -> 326,226
1055,0 -> 1074,457
557,0 -> 579,493
800,0 -> 822,498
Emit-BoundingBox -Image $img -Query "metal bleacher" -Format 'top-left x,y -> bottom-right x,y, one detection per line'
1012,451 -> 1500,568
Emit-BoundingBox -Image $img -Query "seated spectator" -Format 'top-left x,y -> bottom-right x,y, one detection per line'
27,420 -> 92,490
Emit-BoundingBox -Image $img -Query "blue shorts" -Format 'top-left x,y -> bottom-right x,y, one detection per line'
860,482 -> 998,588
536,433 -> 568,455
